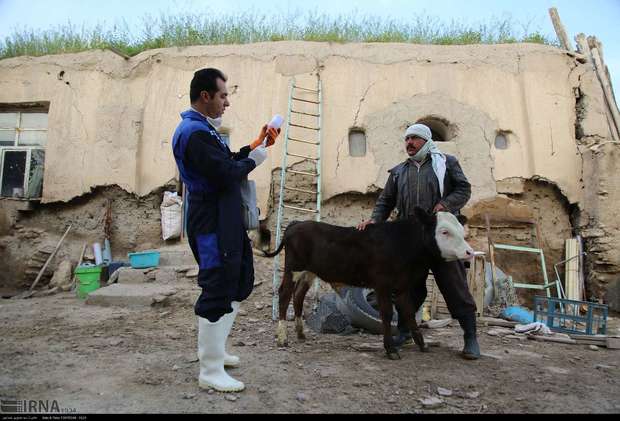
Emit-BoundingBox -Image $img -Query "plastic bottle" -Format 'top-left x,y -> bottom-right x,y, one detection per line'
102,238 -> 112,264
93,242 -> 103,266
263,114 -> 284,146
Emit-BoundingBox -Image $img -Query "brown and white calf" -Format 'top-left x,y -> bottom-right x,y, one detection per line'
263,207 -> 473,360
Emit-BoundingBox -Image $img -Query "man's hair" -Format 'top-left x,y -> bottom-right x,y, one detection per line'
190,68 -> 227,103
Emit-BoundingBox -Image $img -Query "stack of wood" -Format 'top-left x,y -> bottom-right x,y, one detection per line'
564,237 -> 587,301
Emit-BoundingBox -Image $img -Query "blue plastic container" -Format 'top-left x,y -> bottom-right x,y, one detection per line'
127,251 -> 160,269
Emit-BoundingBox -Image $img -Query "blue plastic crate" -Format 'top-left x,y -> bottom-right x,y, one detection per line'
533,296 -> 608,335
127,251 -> 160,269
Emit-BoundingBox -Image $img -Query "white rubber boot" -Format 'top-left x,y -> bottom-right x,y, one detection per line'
222,302 -> 241,367
197,315 -> 245,392
196,304 -> 240,367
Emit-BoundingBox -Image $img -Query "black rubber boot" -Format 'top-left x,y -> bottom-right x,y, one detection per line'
392,327 -> 413,347
457,312 -> 480,360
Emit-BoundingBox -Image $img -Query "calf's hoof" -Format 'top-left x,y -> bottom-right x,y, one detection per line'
276,321 -> 289,347
419,344 -> 430,353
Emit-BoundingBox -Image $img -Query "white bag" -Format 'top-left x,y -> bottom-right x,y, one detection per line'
161,191 -> 183,240
240,178 -> 260,231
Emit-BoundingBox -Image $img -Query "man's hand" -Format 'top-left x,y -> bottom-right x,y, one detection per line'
265,127 -> 281,147
250,125 -> 282,150
433,203 -> 447,213
250,125 -> 269,150
357,219 -> 375,231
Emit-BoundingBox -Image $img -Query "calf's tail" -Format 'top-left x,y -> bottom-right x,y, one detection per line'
262,240 -> 286,258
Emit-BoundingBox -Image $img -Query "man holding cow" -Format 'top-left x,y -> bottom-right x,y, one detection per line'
358,123 -> 481,360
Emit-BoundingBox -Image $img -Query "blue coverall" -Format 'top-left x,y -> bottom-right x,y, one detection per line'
172,109 -> 256,322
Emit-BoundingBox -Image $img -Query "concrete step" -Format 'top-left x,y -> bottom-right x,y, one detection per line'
85,283 -> 177,307
156,243 -> 196,267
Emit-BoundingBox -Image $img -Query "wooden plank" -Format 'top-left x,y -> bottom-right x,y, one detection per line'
479,317 -> 518,328
527,335 -> 577,345
568,334 -> 608,340
548,8 -> 574,52
485,214 -> 498,303
576,235 -> 585,301
467,254 -> 485,317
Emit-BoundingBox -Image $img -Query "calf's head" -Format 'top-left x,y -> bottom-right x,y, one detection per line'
414,207 -> 474,261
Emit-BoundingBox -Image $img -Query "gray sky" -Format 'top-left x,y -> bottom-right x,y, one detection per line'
1,0 -> 618,88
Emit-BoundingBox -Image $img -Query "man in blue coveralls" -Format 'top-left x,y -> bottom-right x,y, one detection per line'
172,68 -> 279,392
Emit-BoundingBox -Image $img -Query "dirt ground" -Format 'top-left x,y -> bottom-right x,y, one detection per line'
1,254 -> 619,415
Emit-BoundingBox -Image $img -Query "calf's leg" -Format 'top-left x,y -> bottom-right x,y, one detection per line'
292,275 -> 312,340
376,287 -> 400,360
276,270 -> 295,347
394,292 -> 429,353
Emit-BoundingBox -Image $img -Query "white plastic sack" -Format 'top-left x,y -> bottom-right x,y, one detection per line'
240,178 -> 260,231
161,191 -> 183,240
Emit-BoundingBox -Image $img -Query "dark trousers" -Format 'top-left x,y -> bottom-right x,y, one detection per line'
397,259 -> 476,331
186,196 -> 253,323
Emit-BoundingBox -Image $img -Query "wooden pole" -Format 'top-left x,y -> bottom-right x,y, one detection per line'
591,47 -> 620,141
576,34 -> 620,142
574,33 -> 591,57
548,8 -> 574,52
69,243 -> 88,292
588,36 -> 617,104
28,224 -> 72,292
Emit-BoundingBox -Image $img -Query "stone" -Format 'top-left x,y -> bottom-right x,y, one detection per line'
116,268 -> 147,284
419,397 -> 444,408
589,345 -> 600,351
422,319 -> 453,329
155,268 -> 177,283
437,387 -> 453,397
108,338 -> 123,346
305,294 -> 352,334
85,283 -> 177,307
182,393 -> 196,400
595,364 -> 616,370
225,395 -> 238,402
545,367 -> 570,375
49,260 -> 73,290
465,391 -> 480,399
351,342 -> 383,352
486,328 -> 512,337
296,392 -> 307,402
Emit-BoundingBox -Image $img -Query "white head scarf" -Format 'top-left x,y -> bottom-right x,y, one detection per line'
405,124 -> 447,197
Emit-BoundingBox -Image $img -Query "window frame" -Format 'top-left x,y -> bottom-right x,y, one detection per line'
0,110 -> 48,200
